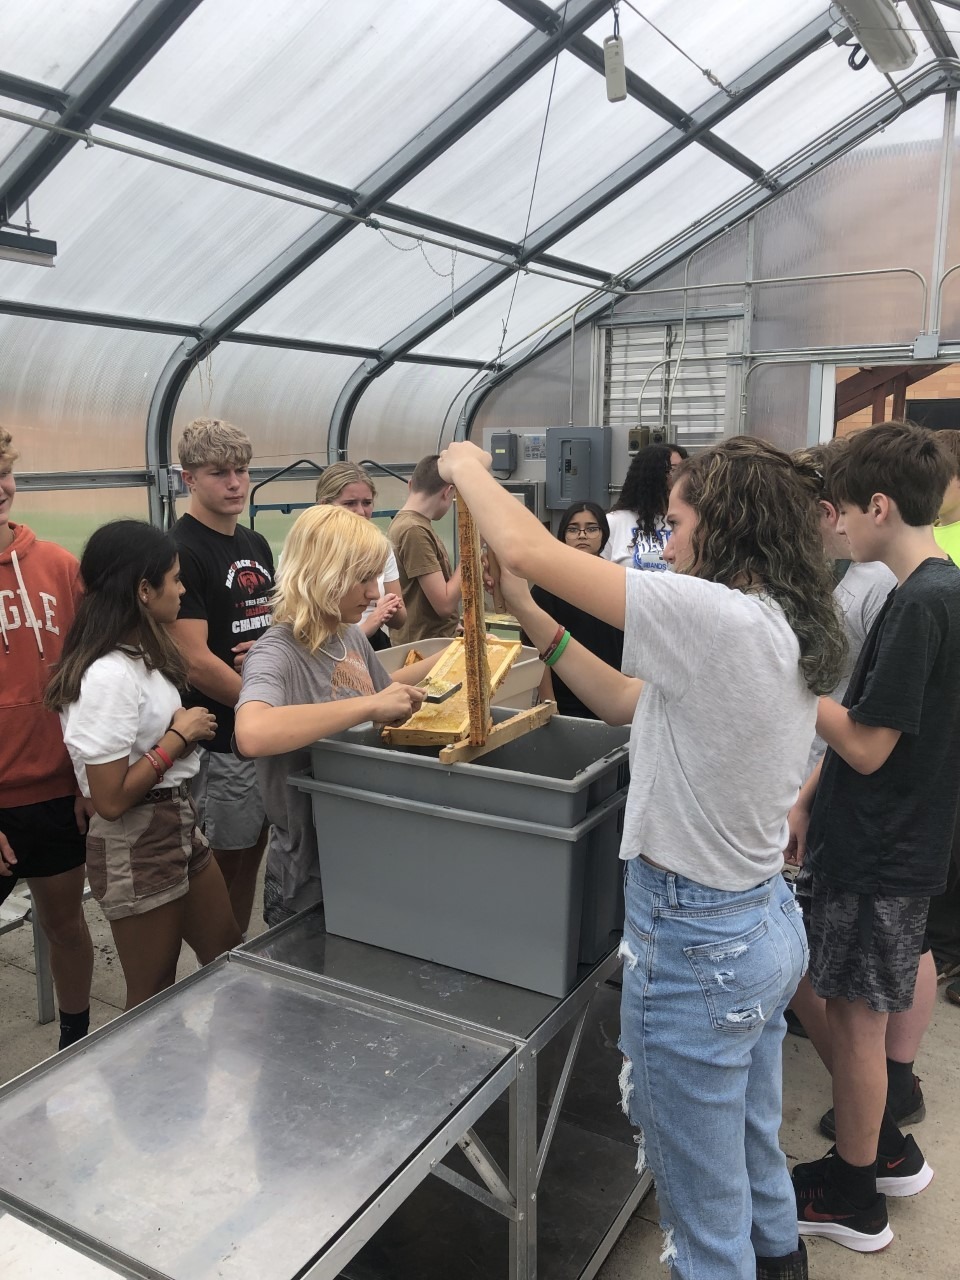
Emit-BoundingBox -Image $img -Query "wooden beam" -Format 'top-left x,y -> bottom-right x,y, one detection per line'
439,702 -> 557,764
872,386 -> 888,424
891,372 -> 908,421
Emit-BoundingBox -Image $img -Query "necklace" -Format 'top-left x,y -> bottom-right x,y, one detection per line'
317,635 -> 347,662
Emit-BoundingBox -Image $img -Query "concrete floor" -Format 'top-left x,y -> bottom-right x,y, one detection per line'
1,892 -> 957,1279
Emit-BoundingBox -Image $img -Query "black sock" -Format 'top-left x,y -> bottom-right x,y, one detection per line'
58,1007 -> 90,1051
886,1056 -> 914,1108
877,1107 -> 906,1159
829,1151 -> 877,1208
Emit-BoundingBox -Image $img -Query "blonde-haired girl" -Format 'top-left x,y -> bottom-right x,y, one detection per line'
235,505 -> 440,924
315,462 -> 406,649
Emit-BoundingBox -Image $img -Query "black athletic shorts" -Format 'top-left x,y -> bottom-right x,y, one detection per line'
0,796 -> 86,906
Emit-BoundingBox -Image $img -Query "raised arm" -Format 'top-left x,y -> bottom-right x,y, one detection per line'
235,683 -> 425,757
439,443 -> 626,630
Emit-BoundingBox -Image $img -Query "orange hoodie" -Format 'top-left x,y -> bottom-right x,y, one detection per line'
0,523 -> 82,807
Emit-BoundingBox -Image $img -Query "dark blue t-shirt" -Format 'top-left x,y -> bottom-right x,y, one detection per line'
808,557 -> 960,896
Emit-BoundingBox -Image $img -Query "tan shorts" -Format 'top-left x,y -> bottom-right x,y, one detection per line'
85,785 -> 212,921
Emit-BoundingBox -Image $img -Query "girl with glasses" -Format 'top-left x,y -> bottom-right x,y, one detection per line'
605,443 -> 688,572
527,503 -> 623,718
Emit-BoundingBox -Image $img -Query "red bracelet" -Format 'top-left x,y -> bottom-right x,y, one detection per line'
143,750 -> 164,781
153,744 -> 174,771
539,624 -> 565,663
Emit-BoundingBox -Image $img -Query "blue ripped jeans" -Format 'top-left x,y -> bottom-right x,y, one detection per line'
618,858 -> 807,1280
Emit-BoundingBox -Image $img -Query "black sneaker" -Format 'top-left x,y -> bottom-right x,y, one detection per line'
876,1133 -> 934,1197
819,1075 -> 925,1139
784,1008 -> 809,1039
756,1238 -> 808,1279
793,1155 -> 893,1253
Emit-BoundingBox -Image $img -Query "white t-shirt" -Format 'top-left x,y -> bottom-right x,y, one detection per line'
620,570 -> 817,890
602,509 -> 670,571
360,548 -> 400,625
60,650 -> 199,797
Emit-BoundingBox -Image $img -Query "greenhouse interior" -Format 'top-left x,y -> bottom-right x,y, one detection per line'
2,2 -> 960,1278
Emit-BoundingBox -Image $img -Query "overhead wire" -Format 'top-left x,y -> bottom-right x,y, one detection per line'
619,0 -> 738,97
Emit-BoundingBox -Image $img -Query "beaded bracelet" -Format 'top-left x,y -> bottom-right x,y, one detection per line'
153,744 -> 174,772
544,630 -> 571,668
539,624 -> 566,663
143,749 -> 165,781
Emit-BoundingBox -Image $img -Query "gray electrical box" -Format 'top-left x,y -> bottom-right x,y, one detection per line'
545,426 -> 612,513
489,431 -> 518,474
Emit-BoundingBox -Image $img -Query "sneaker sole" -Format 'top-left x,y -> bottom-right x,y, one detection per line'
798,1220 -> 894,1252
877,1162 -> 934,1197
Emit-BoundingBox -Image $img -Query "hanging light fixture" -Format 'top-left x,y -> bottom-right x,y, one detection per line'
0,227 -> 57,266
835,0 -> 919,73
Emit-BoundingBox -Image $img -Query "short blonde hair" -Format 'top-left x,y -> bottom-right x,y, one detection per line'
273,504 -> 389,652
178,418 -> 252,470
315,461 -> 376,504
0,425 -> 19,470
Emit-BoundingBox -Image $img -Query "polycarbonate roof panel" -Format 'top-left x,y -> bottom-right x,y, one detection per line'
0,315 -> 176,469
0,129 -> 320,322
710,41 -> 891,169
0,0 -> 134,87
243,222 -> 463,347
415,270 -> 593,362
172,343 -> 361,469
0,98 -> 43,162
395,51 -> 667,242
547,145 -> 750,271
349,362 -> 482,463
113,0 -> 533,189
583,0 -> 829,114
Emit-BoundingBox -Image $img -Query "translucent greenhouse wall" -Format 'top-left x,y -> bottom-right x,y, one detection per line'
472,94 -> 957,479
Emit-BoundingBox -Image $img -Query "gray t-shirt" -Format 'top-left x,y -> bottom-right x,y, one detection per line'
621,570 -> 817,890
237,623 -> 391,913
804,560 -> 895,775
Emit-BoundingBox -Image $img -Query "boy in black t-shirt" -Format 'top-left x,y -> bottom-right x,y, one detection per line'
170,420 -> 275,934
788,422 -> 960,1253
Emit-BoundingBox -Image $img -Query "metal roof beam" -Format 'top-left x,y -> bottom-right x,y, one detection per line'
0,0 -> 202,223
0,70 -> 67,113
496,0 -> 770,183
906,0 -> 958,61
456,65 -> 951,438
144,0 -> 613,515
327,9 -> 840,456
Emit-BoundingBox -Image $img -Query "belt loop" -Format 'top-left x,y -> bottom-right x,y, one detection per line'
666,873 -> 679,908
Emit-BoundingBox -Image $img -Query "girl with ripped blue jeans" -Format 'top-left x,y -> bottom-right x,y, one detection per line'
438,436 -> 844,1279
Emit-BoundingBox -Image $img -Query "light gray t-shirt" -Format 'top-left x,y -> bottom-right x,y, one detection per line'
804,560 -> 895,775
621,570 -> 817,890
237,623 -> 391,913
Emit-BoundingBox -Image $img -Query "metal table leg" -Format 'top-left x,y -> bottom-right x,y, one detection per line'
509,1044 -> 538,1280
29,897 -> 55,1025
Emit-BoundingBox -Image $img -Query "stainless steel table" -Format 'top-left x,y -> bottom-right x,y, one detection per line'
0,909 -> 650,1279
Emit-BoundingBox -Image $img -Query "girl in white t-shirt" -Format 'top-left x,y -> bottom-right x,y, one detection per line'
602,442 -> 687,570
45,521 -> 241,1009
315,462 -> 406,650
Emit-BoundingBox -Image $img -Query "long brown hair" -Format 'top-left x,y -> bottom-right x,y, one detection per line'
674,437 -> 846,695
45,521 -> 187,710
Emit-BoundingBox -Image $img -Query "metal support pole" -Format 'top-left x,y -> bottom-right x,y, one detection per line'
928,91 -> 956,337
508,1046 -> 538,1280
29,894 -> 56,1025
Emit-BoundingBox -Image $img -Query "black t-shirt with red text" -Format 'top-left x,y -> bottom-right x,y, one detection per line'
173,514 -> 275,753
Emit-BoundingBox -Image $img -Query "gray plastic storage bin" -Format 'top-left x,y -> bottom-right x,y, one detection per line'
290,775 -> 628,997
310,709 -> 629,827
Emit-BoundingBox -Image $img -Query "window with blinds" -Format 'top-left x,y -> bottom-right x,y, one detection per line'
600,317 -> 742,451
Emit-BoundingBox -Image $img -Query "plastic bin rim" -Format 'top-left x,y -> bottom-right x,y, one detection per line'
290,773 -> 629,841
310,734 -> 629,790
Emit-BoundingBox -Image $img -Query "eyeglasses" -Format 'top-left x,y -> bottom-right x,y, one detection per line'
565,524 -> 602,537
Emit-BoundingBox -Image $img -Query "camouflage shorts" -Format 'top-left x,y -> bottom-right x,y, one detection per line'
804,870 -> 929,1014
85,786 -> 211,921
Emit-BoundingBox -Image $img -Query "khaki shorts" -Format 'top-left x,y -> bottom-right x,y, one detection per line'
85,786 -> 211,921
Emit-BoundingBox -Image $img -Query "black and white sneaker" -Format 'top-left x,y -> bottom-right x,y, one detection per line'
876,1133 -> 935,1197
793,1154 -> 894,1253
